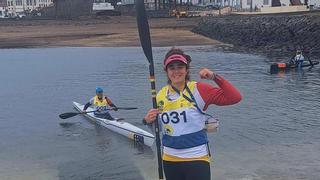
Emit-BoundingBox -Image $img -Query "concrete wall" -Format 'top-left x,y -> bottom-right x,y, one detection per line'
260,5 -> 308,13
241,0 -> 320,9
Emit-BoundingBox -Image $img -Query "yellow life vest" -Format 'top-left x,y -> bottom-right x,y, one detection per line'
157,81 -> 207,149
93,95 -> 109,113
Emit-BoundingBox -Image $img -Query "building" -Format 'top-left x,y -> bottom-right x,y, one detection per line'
0,0 -> 8,17
0,0 -> 53,17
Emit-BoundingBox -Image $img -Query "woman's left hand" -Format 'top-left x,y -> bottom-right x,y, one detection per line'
199,68 -> 215,80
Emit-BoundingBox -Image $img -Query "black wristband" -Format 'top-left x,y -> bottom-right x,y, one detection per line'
211,73 -> 217,80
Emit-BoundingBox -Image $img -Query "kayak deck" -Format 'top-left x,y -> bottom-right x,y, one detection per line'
73,101 -> 155,147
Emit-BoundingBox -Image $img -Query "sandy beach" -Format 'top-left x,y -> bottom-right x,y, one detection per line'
0,16 -> 225,48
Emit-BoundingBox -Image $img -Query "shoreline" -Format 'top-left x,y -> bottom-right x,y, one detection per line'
2,14 -> 318,61
0,16 -> 225,49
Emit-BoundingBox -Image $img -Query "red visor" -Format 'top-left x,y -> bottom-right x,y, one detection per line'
164,54 -> 188,68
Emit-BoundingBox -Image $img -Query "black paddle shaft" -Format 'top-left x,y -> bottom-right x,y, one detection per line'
136,0 -> 164,179
59,107 -> 137,119
59,110 -> 97,119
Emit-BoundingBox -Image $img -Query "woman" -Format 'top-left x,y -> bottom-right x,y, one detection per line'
144,48 -> 242,180
83,87 -> 118,120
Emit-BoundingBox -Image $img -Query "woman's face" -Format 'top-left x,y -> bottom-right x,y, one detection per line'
166,61 -> 188,85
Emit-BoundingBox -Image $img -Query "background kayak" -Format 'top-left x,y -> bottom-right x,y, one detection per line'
270,60 -> 319,74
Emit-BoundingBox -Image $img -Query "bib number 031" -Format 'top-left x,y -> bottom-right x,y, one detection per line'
161,111 -> 187,124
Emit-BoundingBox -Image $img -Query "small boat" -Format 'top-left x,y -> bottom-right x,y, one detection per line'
73,102 -> 155,147
270,60 -> 319,74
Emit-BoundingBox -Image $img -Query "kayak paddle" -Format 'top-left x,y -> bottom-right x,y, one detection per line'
59,107 -> 138,119
136,0 -> 164,179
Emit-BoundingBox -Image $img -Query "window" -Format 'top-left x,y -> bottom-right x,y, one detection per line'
247,0 -> 252,5
263,0 -> 269,5
16,0 -> 23,6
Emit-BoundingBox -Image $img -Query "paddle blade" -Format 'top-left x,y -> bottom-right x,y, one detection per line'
59,112 -> 79,119
136,0 -> 153,64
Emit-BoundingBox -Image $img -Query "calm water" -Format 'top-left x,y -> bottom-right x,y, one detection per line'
0,46 -> 319,180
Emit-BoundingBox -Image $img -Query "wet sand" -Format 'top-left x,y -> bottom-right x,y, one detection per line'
0,16 -> 225,48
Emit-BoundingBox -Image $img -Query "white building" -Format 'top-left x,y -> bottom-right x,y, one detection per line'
1,0 -> 53,17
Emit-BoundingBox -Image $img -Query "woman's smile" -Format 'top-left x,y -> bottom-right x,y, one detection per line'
167,62 -> 188,85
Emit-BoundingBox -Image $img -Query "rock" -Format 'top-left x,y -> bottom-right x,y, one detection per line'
192,12 -> 320,54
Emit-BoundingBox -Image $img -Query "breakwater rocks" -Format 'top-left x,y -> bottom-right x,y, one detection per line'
192,12 -> 320,54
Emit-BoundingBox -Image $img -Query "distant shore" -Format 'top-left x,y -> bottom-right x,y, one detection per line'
3,12 -> 318,59
0,16 -> 225,49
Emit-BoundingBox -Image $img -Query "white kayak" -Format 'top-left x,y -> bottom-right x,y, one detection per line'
73,102 -> 155,147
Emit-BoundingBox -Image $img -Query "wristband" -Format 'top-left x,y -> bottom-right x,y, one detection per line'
211,73 -> 217,80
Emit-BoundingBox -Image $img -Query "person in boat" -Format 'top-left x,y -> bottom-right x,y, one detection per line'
290,49 -> 314,68
293,50 -> 305,69
143,47 -> 242,180
83,87 -> 118,120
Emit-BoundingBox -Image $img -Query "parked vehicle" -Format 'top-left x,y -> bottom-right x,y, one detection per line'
16,13 -> 26,19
